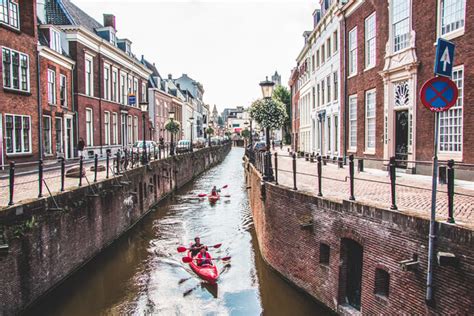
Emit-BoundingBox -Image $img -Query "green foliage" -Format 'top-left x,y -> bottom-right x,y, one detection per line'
165,120 -> 181,134
217,116 -> 224,126
272,85 -> 292,141
225,131 -> 231,137
12,216 -> 37,238
241,129 -> 251,139
206,127 -> 215,135
249,98 -> 287,130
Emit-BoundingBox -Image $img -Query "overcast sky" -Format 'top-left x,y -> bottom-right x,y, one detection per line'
72,0 -> 317,112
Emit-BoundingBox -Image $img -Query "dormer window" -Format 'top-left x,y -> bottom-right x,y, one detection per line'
125,42 -> 131,55
0,0 -> 19,29
110,31 -> 116,46
50,29 -> 62,54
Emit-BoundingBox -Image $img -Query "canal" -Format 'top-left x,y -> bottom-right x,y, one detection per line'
26,148 -> 329,315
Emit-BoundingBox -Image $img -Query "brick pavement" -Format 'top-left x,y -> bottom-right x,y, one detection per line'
269,148 -> 474,229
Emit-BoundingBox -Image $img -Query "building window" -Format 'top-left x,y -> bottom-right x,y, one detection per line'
60,74 -> 67,107
5,114 -> 31,154
312,54 -> 315,72
333,72 -> 338,101
439,67 -> 463,153
348,27 -> 357,76
327,38 -> 331,57
141,82 -> 147,102
50,29 -> 62,53
86,108 -> 93,146
334,116 -> 339,153
133,78 -> 139,106
321,43 -> 325,64
394,80 -> 410,107
365,13 -> 376,68
55,117 -> 63,154
112,69 -> 118,102
333,30 -> 338,52
349,95 -> 357,149
319,243 -> 330,265
392,0 -> 410,52
112,112 -> 118,145
110,31 -> 116,46
321,79 -> 325,105
328,116 -> 332,152
103,65 -> 110,100
374,269 -> 390,298
47,69 -> 56,104
85,55 -> 93,96
2,47 -> 29,92
104,111 -> 110,145
134,116 -> 139,142
365,90 -> 376,151
316,83 -> 320,107
316,50 -> 320,68
0,0 -> 19,29
127,115 -> 132,144
120,73 -> 126,104
440,0 -> 465,35
43,116 -> 52,155
326,76 -> 331,103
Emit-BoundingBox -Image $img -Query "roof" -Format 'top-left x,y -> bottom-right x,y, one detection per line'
60,0 -> 103,31
141,57 -> 162,88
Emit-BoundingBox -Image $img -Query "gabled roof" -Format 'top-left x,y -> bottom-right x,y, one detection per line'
61,0 -> 103,32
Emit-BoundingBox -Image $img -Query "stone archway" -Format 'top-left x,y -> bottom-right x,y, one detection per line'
338,238 -> 364,311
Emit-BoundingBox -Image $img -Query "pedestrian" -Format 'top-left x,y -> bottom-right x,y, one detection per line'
280,140 -> 283,150
272,139 -> 275,151
77,137 -> 85,158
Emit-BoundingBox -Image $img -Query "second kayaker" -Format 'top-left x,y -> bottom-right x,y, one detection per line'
197,247 -> 212,266
190,237 -> 205,257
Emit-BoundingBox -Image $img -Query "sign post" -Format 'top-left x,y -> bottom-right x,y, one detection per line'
421,40 -> 457,303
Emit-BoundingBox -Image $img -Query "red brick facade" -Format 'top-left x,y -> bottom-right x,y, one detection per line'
289,68 -> 300,152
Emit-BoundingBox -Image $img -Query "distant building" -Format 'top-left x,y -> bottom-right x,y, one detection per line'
271,71 -> 281,86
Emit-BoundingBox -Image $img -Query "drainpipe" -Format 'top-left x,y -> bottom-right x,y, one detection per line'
36,47 -> 44,160
342,13 -> 348,164
98,46 -> 103,156
71,63 -> 77,157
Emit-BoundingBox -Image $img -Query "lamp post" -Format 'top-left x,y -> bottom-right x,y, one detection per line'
169,111 -> 175,156
260,76 -> 275,181
140,102 -> 149,165
189,117 -> 194,152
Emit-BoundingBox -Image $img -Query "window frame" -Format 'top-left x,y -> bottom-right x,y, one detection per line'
4,113 -> 32,155
349,95 -> 357,150
2,47 -> 30,92
50,28 -> 62,53
348,27 -> 358,76
85,108 -> 94,147
104,111 -> 110,145
43,115 -> 52,155
112,68 -> 118,102
0,0 -> 19,30
365,89 -> 377,153
392,0 -> 411,53
437,0 -> 466,39
47,69 -> 56,105
112,112 -> 118,145
85,54 -> 94,96
365,12 -> 377,69
103,64 -> 111,100
59,74 -> 67,107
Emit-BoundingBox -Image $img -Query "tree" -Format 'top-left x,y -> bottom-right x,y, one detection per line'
217,116 -> 224,126
241,129 -> 250,139
206,127 -> 214,136
272,85 -> 292,145
165,120 -> 180,134
249,98 -> 287,130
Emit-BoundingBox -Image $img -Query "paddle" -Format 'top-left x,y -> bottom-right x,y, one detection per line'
182,256 -> 232,263
196,185 -> 229,197
177,243 -> 222,253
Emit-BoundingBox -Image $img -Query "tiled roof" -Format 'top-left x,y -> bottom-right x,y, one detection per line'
60,0 -> 103,31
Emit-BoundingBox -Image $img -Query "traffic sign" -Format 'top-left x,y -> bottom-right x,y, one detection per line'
128,94 -> 136,105
420,76 -> 458,112
434,38 -> 455,77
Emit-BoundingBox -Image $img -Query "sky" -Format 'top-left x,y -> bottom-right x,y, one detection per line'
71,0 -> 317,112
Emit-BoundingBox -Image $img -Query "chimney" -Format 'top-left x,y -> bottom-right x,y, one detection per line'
176,83 -> 181,89
103,14 -> 116,30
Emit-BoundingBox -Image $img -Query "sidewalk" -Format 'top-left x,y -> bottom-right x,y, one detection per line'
271,147 -> 474,229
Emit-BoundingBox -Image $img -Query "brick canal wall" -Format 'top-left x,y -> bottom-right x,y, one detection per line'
245,160 -> 474,315
0,144 -> 230,315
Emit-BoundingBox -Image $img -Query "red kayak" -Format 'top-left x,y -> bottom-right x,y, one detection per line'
208,194 -> 220,203
187,251 -> 219,283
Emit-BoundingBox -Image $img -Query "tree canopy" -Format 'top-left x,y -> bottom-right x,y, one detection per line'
165,120 -> 180,134
249,97 -> 288,130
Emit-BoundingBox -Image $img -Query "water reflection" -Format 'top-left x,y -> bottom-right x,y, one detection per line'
25,148 -> 329,316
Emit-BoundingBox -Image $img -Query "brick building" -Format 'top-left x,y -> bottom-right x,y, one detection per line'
43,0 -> 152,158
288,67 -> 300,152
0,0 -> 39,164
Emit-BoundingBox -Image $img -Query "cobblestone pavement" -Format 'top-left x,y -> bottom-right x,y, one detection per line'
267,148 -> 474,230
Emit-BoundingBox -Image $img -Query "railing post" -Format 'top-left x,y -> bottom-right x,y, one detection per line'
38,159 -> 43,198
79,156 -> 84,187
154,145 -> 157,160
116,151 -> 120,174
389,156 -> 397,210
8,161 -> 15,206
106,152 -> 110,179
130,149 -> 134,168
159,145 -> 162,160
292,153 -> 297,190
317,155 -> 323,197
274,152 -> 278,185
94,154 -> 98,182
60,157 -> 65,192
446,159 -> 455,223
349,154 -> 355,201
358,158 -> 364,172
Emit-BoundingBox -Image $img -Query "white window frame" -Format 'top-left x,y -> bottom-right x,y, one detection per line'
47,69 -> 56,105
112,112 -> 118,145
104,111 -> 110,145
348,27 -> 358,76
438,0 -> 466,39
2,47 -> 30,92
333,72 -> 338,101
127,115 -> 132,144
86,108 -> 93,147
349,95 -> 357,150
133,78 -> 139,106
120,72 -> 126,104
0,0 -> 19,29
112,68 -> 118,102
50,28 -> 62,53
103,64 -> 110,100
60,74 -> 67,107
141,82 -> 147,103
134,116 -> 139,142
365,89 -> 376,152
85,54 -> 94,96
55,116 -> 63,154
333,30 -> 338,53
4,114 -> 32,154
392,0 -> 410,53
365,12 -> 376,69
43,115 -> 52,155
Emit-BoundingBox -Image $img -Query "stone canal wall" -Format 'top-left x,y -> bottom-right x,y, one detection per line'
245,160 -> 474,315
0,144 -> 230,315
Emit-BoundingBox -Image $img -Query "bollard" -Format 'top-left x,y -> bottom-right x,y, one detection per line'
349,155 -> 355,200
8,161 -> 15,206
116,152 -> 120,174
358,158 -> 364,172
389,156 -> 397,210
106,152 -> 110,179
292,153 -> 297,190
317,155 -> 323,197
38,159 -> 43,198
60,157 -> 65,192
94,154 -> 98,182
446,160 -> 455,223
154,145 -> 157,160
338,157 -> 344,168
79,156 -> 84,187
130,149 -> 134,168
274,152 -> 279,185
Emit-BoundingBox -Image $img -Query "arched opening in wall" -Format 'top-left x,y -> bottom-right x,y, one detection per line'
338,238 -> 363,311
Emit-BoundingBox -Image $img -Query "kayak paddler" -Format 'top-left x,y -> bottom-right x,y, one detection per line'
190,237 -> 205,257
197,247 -> 212,266
210,186 -> 220,197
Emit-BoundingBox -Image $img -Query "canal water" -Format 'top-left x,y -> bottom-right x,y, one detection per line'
26,148 -> 329,316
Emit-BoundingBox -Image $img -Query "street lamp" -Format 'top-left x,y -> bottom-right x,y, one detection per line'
169,111 -> 175,156
259,76 -> 275,181
189,117 -> 194,152
140,102 -> 149,165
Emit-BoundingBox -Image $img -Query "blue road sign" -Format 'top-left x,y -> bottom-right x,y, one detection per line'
128,94 -> 136,105
434,38 -> 455,78
420,76 -> 458,112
